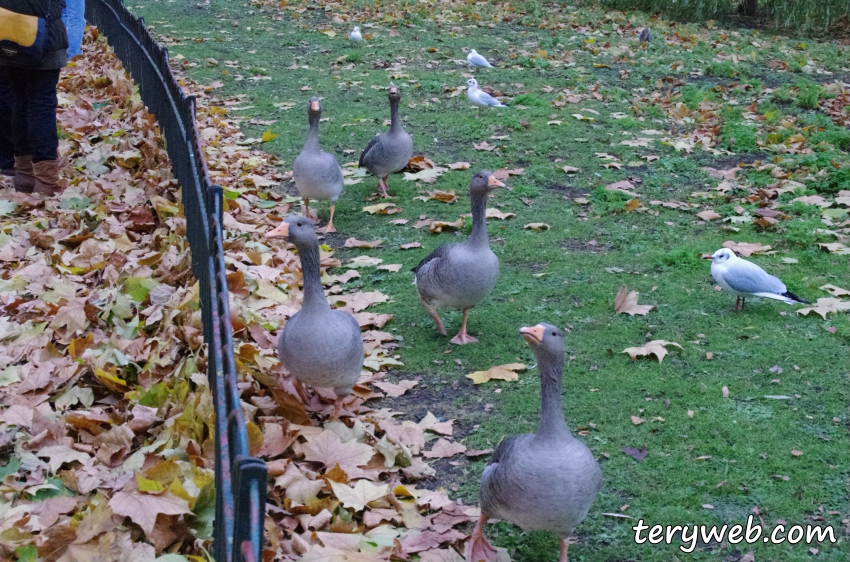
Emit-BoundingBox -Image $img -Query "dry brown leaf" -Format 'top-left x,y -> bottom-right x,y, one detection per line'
722,241 -> 772,257
562,166 -> 579,173
614,287 -> 654,316
696,210 -> 721,221
622,340 -> 682,363
344,238 -> 383,248
448,162 -> 470,170
820,284 -> 850,298
472,141 -> 497,151
797,298 -> 850,319
422,438 -> 466,459
466,363 -> 527,384
109,491 -> 191,535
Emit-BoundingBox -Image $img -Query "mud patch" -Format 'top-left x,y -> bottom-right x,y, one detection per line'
560,238 -> 610,252
546,183 -> 590,198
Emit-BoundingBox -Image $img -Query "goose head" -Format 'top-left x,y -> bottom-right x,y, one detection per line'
466,78 -> 479,90
520,323 -> 565,365
388,83 -> 401,101
703,248 -> 735,263
470,170 -> 504,198
307,96 -> 322,117
265,215 -> 318,249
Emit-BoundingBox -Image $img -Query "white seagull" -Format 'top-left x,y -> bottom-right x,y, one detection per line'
466,78 -> 506,114
467,49 -> 494,68
704,248 -> 808,312
349,26 -> 363,42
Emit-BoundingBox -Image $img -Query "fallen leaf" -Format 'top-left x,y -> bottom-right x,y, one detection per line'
622,340 -> 682,363
344,238 -> 383,248
448,162 -> 470,170
696,210 -> 721,221
621,446 -> 648,461
422,439 -> 466,459
466,363 -> 527,384
797,298 -> 850,319
562,166 -> 579,173
523,223 -> 550,231
820,284 -> 850,297
330,480 -> 388,512
614,287 -> 654,316
109,491 -> 191,535
473,141 -> 497,152
722,241 -> 772,257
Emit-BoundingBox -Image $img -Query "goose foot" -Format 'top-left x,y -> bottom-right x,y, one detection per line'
466,512 -> 498,562
451,308 -> 478,345
330,397 -> 343,421
319,204 -> 337,234
559,537 -> 569,562
293,378 -> 312,404
377,177 -> 391,198
302,199 -> 319,224
419,295 -> 447,336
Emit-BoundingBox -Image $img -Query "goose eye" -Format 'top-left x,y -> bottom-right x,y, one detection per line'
551,330 -> 557,336
297,222 -> 302,227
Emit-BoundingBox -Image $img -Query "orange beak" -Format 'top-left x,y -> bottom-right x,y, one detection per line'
519,325 -> 545,345
487,175 -> 505,189
310,100 -> 320,111
702,254 -> 714,260
266,221 -> 289,238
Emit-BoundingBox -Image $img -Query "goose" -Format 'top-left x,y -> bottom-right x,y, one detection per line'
467,323 -> 602,562
349,26 -> 363,42
266,216 -> 364,419
466,79 -> 506,117
293,97 -> 344,233
414,170 -> 503,345
467,48 -> 494,68
359,84 -> 413,198
704,248 -> 808,312
638,27 -> 653,43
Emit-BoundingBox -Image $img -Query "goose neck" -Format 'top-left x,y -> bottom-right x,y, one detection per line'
389,98 -> 401,134
468,190 -> 490,247
536,359 -> 571,441
304,113 -> 320,151
296,242 -> 328,311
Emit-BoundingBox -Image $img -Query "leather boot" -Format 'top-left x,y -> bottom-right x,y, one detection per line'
13,155 -> 35,193
32,158 -> 66,196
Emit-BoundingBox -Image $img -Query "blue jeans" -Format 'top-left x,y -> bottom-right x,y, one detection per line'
62,0 -> 86,59
0,66 -> 62,164
0,76 -> 13,170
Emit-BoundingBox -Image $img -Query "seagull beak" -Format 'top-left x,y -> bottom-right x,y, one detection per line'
702,254 -> 714,260
310,100 -> 320,111
487,175 -> 505,189
519,325 -> 545,345
266,221 -> 289,238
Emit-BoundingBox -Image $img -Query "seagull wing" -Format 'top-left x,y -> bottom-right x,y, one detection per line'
476,90 -> 505,106
721,259 -> 786,295
469,53 -> 493,67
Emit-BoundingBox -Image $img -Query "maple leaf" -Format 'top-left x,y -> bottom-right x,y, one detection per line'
820,284 -> 850,298
422,438 -> 466,459
448,162 -> 470,170
696,210 -> 721,221
373,380 -> 418,397
622,340 -> 682,363
614,287 -> 654,316
819,242 -> 850,255
37,445 -> 90,473
330,480 -> 388,511
403,167 -> 447,184
378,264 -> 403,273
344,238 -> 382,248
562,165 -> 579,173
109,490 -> 191,535
485,208 -> 515,220
362,202 -> 398,214
347,256 -> 383,268
50,297 -> 90,335
605,180 -> 635,194
472,141 -> 497,151
797,298 -> 850,320
466,363 -> 527,384
400,242 -> 422,250
302,430 -> 375,470
722,241 -> 772,257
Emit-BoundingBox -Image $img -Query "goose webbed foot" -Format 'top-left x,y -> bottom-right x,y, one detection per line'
450,308 -> 478,345
330,397 -> 343,421
419,295 -> 447,336
466,512 -> 498,562
319,204 -> 337,233
377,177 -> 391,198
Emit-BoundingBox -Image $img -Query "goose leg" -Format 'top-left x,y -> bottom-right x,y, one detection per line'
466,512 -> 498,562
419,295 -> 447,336
330,396 -> 343,421
293,378 -> 311,404
450,308 -> 479,345
378,176 -> 390,198
559,538 -> 569,562
303,198 -> 318,224
320,204 -> 337,234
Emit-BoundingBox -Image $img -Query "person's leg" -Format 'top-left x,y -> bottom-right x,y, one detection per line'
0,67 -> 36,192
62,0 -> 86,59
24,68 -> 64,195
0,71 -> 14,177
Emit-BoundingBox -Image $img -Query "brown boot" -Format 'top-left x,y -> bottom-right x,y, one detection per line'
13,155 -> 35,193
32,158 -> 66,196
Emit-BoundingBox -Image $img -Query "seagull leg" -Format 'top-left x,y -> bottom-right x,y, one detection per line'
559,537 -> 569,562
733,296 -> 740,313
419,295 -> 447,336
741,297 -> 746,310
378,176 -> 390,198
319,204 -> 337,234
450,308 -> 479,345
466,512 -> 498,562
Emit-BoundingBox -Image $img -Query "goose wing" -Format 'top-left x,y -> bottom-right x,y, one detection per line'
359,134 -> 381,168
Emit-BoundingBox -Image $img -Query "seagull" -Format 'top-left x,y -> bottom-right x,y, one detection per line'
704,248 -> 809,312
467,49 -> 494,68
349,26 -> 363,42
638,28 -> 652,43
466,78 -> 506,116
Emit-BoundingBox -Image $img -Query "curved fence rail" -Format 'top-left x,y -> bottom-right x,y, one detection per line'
83,1 -> 267,560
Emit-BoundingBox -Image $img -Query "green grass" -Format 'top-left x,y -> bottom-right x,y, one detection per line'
132,1 -> 850,560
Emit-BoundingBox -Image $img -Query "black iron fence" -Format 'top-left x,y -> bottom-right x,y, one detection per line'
83,1 -> 266,560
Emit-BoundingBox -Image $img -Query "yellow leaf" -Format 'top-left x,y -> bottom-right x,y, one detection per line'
622,340 -> 682,363
247,421 -> 264,456
137,475 -> 165,494
466,363 -> 527,384
261,129 -> 278,143
93,367 -> 129,394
